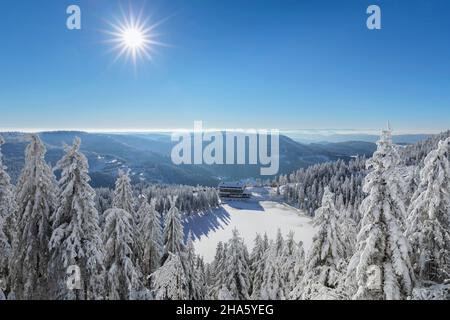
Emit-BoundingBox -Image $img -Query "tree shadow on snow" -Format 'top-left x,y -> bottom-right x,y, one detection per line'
183,207 -> 231,241
183,198 -> 267,242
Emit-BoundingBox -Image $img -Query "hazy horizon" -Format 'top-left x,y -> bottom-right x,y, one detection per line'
0,128 -> 442,135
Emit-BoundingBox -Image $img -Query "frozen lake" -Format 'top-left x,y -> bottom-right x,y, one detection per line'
183,187 -> 317,263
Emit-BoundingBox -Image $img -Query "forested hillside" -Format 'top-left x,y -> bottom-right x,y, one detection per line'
0,131 -> 376,187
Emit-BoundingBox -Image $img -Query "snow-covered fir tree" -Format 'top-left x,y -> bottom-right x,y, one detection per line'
222,228 -> 251,300
0,136 -> 15,233
217,285 -> 234,300
196,256 -> 208,299
103,208 -> 142,300
259,242 -> 286,300
48,138 -> 105,300
9,135 -> 57,300
281,232 -> 305,296
0,136 -> 15,295
292,187 -> 346,300
135,194 -> 148,228
94,187 -> 113,228
150,252 -> 188,300
338,201 -> 357,260
406,137 -> 450,284
249,233 -> 268,299
274,229 -> 284,256
163,196 -> 184,260
347,128 -> 415,300
208,241 -> 228,299
412,283 -> 450,300
138,199 -> 162,277
113,169 -> 135,217
0,212 -> 9,295
183,232 -> 203,300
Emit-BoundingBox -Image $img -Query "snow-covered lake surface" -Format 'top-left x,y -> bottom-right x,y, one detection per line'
183,187 -> 317,263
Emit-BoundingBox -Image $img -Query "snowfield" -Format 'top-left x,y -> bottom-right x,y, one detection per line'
183,187 -> 317,262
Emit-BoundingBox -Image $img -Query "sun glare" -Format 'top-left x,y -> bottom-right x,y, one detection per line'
103,6 -> 168,68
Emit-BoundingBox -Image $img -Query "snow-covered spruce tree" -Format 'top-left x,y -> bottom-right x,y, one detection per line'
262,233 -> 269,252
406,166 -> 421,208
0,214 -> 9,294
113,169 -> 135,217
274,229 -> 284,256
259,242 -> 286,300
249,233 -> 268,299
347,128 -> 414,300
292,187 -> 346,300
10,135 -> 57,300
0,136 -> 15,294
223,228 -> 251,300
196,256 -> 208,299
0,136 -> 15,234
138,199 -> 162,277
406,137 -> 450,284
217,285 -> 234,300
337,196 -> 357,260
103,208 -> 142,300
163,196 -> 184,260
94,187 -> 113,228
48,138 -> 105,300
183,232 -> 203,300
281,232 -> 305,296
371,124 -> 409,223
205,263 -> 212,288
135,194 -> 148,229
411,283 -> 450,300
208,241 -> 228,299
150,252 -> 188,300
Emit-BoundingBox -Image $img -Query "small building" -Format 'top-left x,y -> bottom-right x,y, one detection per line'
218,181 -> 250,199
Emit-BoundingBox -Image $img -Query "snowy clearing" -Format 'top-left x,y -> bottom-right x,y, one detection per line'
183,187 -> 317,263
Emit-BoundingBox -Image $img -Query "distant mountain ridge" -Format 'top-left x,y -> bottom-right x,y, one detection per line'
0,131 -> 380,187
288,133 -> 431,144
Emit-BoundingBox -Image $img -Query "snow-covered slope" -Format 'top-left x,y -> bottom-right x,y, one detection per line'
183,187 -> 317,263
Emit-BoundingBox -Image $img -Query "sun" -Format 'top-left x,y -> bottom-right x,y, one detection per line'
103,6 -> 168,68
122,28 -> 145,49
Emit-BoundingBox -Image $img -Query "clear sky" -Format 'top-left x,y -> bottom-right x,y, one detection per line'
0,0 -> 449,133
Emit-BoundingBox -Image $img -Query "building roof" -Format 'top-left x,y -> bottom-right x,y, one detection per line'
218,181 -> 246,189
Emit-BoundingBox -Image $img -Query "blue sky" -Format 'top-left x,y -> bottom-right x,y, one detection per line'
0,0 -> 449,133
